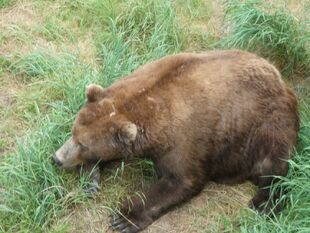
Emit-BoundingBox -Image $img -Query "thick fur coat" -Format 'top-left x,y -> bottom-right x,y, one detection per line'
54,50 -> 299,233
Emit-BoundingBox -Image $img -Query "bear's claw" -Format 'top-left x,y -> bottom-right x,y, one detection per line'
84,183 -> 100,195
110,214 -> 140,233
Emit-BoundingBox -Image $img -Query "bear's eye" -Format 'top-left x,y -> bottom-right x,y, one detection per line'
78,142 -> 88,150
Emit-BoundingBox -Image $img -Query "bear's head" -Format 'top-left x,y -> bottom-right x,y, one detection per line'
53,84 -> 138,169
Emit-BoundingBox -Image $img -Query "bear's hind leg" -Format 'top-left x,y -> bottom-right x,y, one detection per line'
249,146 -> 290,214
248,109 -> 297,214
249,174 -> 284,214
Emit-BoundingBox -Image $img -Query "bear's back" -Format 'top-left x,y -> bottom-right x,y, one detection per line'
108,50 -> 286,108
100,50 -> 297,154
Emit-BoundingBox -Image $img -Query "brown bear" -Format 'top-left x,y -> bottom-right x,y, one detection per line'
53,50 -> 299,233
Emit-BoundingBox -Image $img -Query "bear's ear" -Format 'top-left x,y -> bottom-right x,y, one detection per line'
118,122 -> 138,145
86,84 -> 105,102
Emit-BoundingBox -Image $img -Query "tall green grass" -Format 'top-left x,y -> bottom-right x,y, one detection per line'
220,0 -> 310,77
0,0 -> 183,232
0,0 -> 14,8
0,51 -> 97,232
10,52 -> 79,80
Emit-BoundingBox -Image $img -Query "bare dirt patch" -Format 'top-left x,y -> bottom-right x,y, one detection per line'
0,1 -> 97,66
0,1 -> 38,55
73,33 -> 98,67
64,204 -> 110,233
174,0 -> 225,50
66,182 -> 255,233
0,73 -> 26,154
0,1 -> 37,27
0,1 -> 40,155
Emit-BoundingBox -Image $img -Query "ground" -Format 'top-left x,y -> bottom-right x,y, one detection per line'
67,182 -> 255,233
0,0 -> 309,232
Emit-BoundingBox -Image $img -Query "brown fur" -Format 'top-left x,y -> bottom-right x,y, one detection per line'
54,50 -> 299,233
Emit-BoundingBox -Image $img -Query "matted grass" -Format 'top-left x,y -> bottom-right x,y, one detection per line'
0,0 -> 14,8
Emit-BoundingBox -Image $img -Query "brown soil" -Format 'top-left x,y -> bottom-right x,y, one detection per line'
0,73 -> 25,154
67,182 -> 255,233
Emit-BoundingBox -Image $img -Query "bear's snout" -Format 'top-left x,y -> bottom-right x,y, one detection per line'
52,154 -> 62,167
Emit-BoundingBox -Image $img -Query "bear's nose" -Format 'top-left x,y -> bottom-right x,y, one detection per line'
53,155 -> 62,166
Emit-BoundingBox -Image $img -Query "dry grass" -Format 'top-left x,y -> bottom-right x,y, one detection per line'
0,0 -> 97,155
66,182 -> 255,233
0,0 -> 97,65
0,73 -> 26,154
174,0 -> 225,50
0,1 -> 38,55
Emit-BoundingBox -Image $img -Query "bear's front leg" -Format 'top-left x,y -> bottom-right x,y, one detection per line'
80,163 -> 101,194
110,175 -> 202,233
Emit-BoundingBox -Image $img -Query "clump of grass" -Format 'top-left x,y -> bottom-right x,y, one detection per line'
173,0 -> 221,51
0,113 -> 93,232
0,50 -> 98,231
35,18 -> 75,43
5,51 -> 94,123
175,0 -> 211,21
0,0 -> 14,8
9,51 -> 79,80
97,0 -> 184,85
2,24 -> 34,45
220,0 -> 310,78
0,139 -> 6,151
56,0 -> 186,94
58,0 -> 120,31
0,55 -> 11,75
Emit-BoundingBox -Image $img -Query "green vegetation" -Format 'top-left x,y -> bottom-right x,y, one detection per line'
0,0 -> 13,8
175,0 -> 211,20
36,18 -> 75,43
0,0 -> 182,231
220,0 -> 310,78
0,0 -> 309,232
0,51 -> 94,232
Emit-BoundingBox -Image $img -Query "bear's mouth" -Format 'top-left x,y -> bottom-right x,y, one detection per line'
52,154 -> 62,166
52,154 -> 80,172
